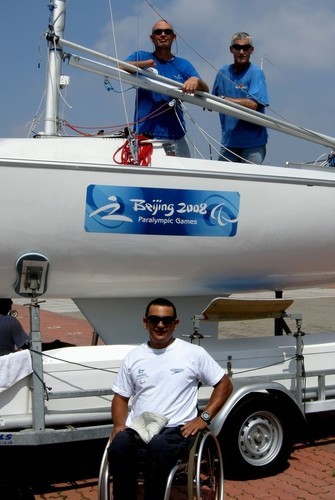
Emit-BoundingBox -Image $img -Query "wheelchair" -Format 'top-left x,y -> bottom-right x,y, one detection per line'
98,429 -> 224,499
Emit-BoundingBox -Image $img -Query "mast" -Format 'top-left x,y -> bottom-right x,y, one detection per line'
44,0 -> 67,136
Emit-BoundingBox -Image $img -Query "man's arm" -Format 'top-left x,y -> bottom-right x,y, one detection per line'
181,374 -> 233,437
11,318 -> 30,350
121,59 -> 156,72
223,96 -> 258,110
213,67 -> 268,111
196,78 -> 210,92
111,393 -> 130,438
202,374 -> 233,419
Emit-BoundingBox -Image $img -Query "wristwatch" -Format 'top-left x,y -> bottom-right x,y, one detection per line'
200,411 -> 212,424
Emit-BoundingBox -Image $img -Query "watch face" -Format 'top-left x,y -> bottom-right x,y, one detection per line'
201,411 -> 211,421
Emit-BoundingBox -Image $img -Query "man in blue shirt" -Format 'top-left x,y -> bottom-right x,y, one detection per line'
212,32 -> 269,164
126,20 -> 209,157
0,299 -> 29,356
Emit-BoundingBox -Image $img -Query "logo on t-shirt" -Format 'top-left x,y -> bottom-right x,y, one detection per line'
170,368 -> 184,374
136,368 -> 149,384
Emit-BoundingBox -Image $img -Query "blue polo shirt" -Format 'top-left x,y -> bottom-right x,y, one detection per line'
212,63 -> 269,148
126,51 -> 201,140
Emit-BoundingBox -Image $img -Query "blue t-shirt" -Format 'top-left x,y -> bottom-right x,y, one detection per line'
0,314 -> 29,352
126,51 -> 201,140
212,63 -> 269,148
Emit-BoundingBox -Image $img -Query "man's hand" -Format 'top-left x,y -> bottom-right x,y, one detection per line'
180,416 -> 208,438
181,76 -> 201,94
111,423 -> 127,439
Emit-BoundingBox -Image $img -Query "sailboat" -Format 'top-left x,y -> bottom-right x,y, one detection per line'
1,0 -> 335,343
1,3 -> 335,477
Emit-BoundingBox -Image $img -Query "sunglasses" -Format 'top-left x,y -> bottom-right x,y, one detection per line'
146,315 -> 176,326
231,44 -> 252,51
152,29 -> 175,36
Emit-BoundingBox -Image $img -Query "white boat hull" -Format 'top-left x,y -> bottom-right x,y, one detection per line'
2,136 -> 335,300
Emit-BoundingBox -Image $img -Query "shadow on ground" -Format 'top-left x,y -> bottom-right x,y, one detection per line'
0,438 -> 106,499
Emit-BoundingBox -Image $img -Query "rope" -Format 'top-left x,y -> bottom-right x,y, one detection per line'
113,134 -> 153,166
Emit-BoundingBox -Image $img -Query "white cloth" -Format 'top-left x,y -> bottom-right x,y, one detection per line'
129,412 -> 169,443
0,350 -> 33,393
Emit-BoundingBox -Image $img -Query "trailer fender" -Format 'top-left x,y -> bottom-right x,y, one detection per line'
210,379 -> 305,436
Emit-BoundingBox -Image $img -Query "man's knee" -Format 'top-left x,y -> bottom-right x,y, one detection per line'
108,429 -> 137,460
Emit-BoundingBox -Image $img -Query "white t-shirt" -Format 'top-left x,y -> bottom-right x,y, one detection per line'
112,338 -> 225,426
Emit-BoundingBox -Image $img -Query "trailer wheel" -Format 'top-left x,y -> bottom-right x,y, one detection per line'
220,394 -> 292,477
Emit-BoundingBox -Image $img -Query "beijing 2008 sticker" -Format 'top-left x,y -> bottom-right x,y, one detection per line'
85,185 -> 240,237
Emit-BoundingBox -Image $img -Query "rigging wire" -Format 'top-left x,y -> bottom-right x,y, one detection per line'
181,102 -> 257,163
172,100 -> 225,160
62,100 -> 172,137
104,77 -> 133,94
107,0 -> 132,131
26,89 -> 46,138
63,119 -> 131,136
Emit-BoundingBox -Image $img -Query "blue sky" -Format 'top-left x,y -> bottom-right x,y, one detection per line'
2,0 -> 335,166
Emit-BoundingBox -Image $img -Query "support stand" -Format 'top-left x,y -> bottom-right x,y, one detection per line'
291,313 -> 305,409
183,315 -> 212,345
274,291 -> 292,335
29,295 -> 46,431
14,253 -> 49,431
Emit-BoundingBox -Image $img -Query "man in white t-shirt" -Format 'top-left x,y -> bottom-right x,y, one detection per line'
108,297 -> 233,500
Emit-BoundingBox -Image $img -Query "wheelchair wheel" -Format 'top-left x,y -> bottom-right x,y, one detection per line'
187,431 -> 224,500
97,438 -> 111,500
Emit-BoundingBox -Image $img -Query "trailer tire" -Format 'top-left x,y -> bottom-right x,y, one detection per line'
219,394 -> 292,478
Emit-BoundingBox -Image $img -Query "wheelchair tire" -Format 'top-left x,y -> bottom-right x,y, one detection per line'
187,430 -> 224,500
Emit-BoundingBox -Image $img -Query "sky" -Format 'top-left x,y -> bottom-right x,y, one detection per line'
2,0 -> 335,166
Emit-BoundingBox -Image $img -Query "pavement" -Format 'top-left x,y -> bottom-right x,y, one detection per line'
0,293 -> 334,499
